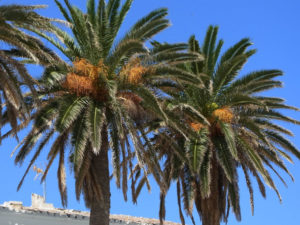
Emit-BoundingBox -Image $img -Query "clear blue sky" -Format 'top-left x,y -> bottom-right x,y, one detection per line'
0,0 -> 300,224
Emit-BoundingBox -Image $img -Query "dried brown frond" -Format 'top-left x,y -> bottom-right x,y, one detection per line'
159,192 -> 166,225
176,180 -> 186,225
75,147 -> 92,200
58,148 -> 67,207
117,92 -> 145,120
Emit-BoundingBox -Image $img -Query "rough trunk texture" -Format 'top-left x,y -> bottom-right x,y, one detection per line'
89,129 -> 110,225
195,153 -> 222,225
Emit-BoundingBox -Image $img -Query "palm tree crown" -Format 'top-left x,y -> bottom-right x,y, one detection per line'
13,1 -> 201,225
146,25 -> 300,225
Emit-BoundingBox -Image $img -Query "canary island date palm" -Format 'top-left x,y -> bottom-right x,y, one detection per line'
12,1 -> 202,225
0,4 -> 63,137
145,26 -> 300,225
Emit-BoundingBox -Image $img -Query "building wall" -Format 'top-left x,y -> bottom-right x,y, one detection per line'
0,207 -> 140,225
0,207 -> 89,225
0,195 -> 176,225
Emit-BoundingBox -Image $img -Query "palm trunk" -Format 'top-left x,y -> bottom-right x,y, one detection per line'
195,153 -> 222,225
89,129 -> 110,225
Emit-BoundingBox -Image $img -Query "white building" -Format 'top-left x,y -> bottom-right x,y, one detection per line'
0,194 -> 179,225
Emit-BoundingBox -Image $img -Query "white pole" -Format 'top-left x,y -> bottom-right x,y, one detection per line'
43,179 -> 46,201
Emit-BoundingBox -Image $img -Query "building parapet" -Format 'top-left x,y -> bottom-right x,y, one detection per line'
0,194 -> 180,225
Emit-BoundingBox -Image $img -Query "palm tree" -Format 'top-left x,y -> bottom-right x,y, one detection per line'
12,1 -> 201,225
142,25 -> 300,225
0,4 -> 62,137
